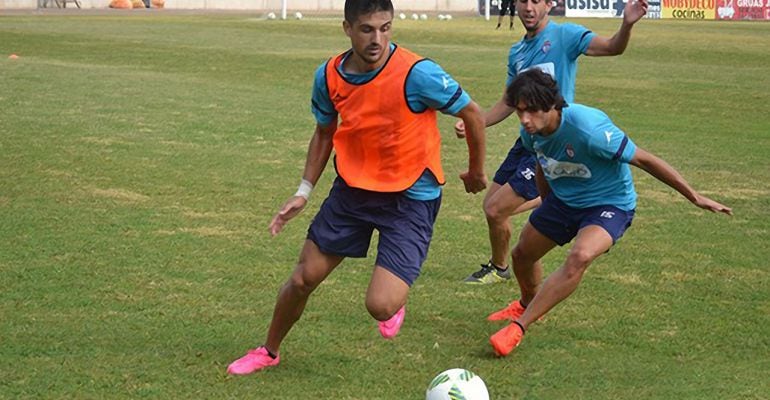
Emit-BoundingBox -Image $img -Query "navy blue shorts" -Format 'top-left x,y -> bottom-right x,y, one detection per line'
529,193 -> 635,246
307,178 -> 441,286
493,138 -> 539,201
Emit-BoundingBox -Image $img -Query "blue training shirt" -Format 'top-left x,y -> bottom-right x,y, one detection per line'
507,21 -> 595,102
311,43 -> 471,200
519,104 -> 638,211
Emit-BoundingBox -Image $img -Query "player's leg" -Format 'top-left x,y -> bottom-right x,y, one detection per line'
367,193 -> 440,338
366,266 -> 410,338
516,205 -> 634,329
511,221 -> 554,306
490,203 -> 634,356
465,141 -> 540,284
228,178 -> 374,374
227,240 -> 345,375
265,240 -> 344,353
515,225 -> 612,329
487,220 -> 555,321
509,2 -> 516,29
485,183 -> 540,269
496,0 -> 507,29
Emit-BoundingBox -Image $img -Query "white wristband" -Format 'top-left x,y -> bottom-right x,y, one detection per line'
294,179 -> 314,200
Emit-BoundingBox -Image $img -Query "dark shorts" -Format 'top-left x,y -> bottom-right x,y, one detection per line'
529,193 -> 635,246
493,138 -> 539,201
499,0 -> 514,15
307,178 -> 441,286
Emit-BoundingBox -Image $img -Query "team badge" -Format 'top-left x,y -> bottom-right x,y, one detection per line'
566,143 -> 575,158
541,40 -> 551,54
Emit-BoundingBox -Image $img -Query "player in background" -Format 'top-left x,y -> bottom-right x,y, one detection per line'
489,69 -> 732,356
227,0 -> 487,375
459,0 -> 648,308
496,0 -> 517,30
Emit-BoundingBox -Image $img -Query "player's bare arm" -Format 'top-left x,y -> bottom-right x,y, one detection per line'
269,122 -> 338,236
454,95 -> 515,138
585,0 -> 648,57
455,101 -> 488,193
630,147 -> 733,216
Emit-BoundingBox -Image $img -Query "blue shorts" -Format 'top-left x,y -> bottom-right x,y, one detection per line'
307,177 -> 441,286
529,193 -> 635,246
492,138 -> 539,201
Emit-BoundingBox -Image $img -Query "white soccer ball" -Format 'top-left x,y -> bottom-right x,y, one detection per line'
426,369 -> 489,400
420,13 -> 428,20
266,12 -> 276,20
294,11 -> 303,19
444,14 -> 453,20
411,13 -> 419,20
438,14 -> 446,20
399,12 -> 406,19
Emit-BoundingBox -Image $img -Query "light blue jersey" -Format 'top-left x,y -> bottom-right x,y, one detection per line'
519,104 -> 638,211
507,21 -> 595,102
311,43 -> 471,200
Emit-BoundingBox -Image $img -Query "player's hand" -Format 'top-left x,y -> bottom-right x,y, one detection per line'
454,120 -> 466,139
693,194 -> 733,216
624,0 -> 649,25
460,171 -> 487,194
269,196 -> 308,236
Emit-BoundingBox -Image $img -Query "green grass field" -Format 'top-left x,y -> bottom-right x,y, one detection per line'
1,11 -> 768,399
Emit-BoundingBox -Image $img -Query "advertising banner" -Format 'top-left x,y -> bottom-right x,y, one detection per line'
565,0 -> 620,17
661,0 -> 717,19
646,0 -> 663,18
716,0 -> 770,20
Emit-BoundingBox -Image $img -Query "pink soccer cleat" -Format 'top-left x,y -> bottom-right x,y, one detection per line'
378,305 -> 405,339
227,346 -> 280,375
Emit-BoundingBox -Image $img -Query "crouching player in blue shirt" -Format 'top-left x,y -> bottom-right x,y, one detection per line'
489,69 -> 733,357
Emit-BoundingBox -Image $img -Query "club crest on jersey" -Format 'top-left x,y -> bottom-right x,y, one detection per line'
541,40 -> 551,55
566,144 -> 575,159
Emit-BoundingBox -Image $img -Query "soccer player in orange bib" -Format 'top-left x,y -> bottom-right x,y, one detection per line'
227,0 -> 488,375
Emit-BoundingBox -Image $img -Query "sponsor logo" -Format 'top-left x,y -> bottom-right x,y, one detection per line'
600,211 -> 616,219
537,154 -> 592,179
541,40 -> 551,55
566,144 -> 575,158
566,0 -> 611,9
662,0 -> 716,19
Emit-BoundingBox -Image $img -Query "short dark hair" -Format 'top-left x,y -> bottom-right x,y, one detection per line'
344,0 -> 394,24
505,68 -> 567,112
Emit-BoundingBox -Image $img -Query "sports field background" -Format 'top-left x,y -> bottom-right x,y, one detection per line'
1,12 -> 768,399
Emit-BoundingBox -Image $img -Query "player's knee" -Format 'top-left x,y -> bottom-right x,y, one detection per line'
565,248 -> 595,273
484,199 -> 508,222
511,243 -> 536,266
286,270 -> 319,297
365,297 -> 399,321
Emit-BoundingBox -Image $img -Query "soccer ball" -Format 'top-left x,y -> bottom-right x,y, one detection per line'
399,12 -> 406,19
266,12 -> 276,20
426,369 -> 489,400
411,13 -> 419,20
445,14 -> 453,20
294,11 -> 303,19
420,13 -> 428,20
438,14 -> 446,20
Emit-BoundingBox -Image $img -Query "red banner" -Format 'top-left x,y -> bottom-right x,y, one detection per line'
716,0 -> 770,19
